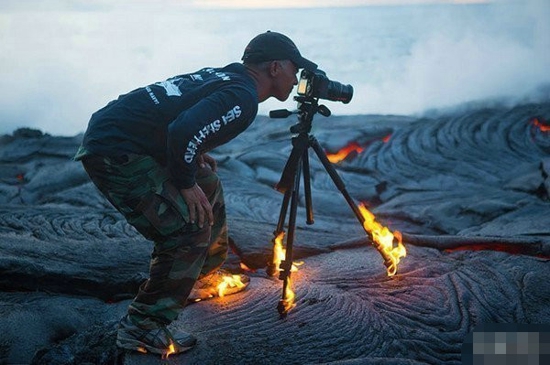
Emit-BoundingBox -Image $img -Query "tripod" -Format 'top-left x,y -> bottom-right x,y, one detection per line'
269,96 -> 396,319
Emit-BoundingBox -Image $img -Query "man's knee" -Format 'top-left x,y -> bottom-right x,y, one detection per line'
155,225 -> 211,255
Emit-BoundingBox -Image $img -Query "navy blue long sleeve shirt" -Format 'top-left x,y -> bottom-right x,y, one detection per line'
80,63 -> 258,189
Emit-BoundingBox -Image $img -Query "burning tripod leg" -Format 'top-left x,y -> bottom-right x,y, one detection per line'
269,231 -> 298,318
270,132 -> 310,318
309,137 -> 407,276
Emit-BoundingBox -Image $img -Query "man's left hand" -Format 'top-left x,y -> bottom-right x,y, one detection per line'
197,153 -> 217,172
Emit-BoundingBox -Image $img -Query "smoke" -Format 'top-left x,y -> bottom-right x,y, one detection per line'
0,3 -> 224,136
351,0 -> 550,116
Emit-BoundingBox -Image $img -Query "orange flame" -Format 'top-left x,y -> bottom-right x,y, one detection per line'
217,274 -> 246,298
280,276 -> 297,313
358,203 -> 406,276
272,232 -> 303,313
162,341 -> 177,359
532,118 -> 550,132
327,142 -> 364,163
272,232 -> 301,273
272,232 -> 286,272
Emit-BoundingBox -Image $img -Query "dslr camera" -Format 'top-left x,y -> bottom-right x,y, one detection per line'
297,69 -> 353,104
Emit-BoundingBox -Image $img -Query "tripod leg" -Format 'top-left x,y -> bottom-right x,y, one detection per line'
302,149 -> 314,225
308,136 -> 363,221
270,134 -> 309,276
276,133 -> 309,194
275,191 -> 291,234
278,160 -> 302,318
309,136 -> 397,270
267,189 -> 292,277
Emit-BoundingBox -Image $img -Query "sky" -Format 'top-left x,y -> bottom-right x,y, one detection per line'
190,0 -> 493,8
1,0 -> 548,136
1,0 -> 495,11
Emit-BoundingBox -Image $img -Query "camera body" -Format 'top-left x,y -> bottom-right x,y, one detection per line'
297,69 -> 353,104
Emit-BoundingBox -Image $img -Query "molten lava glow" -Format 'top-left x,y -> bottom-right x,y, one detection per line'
532,118 -> 550,132
217,274 -> 246,298
327,142 -> 364,163
358,203 -> 406,276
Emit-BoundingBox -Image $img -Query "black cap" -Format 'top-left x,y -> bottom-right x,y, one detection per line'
242,31 -> 317,71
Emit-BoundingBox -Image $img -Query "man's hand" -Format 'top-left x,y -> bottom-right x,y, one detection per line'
197,153 -> 217,172
180,184 -> 213,228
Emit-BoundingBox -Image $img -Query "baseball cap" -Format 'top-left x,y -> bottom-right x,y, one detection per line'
242,31 -> 317,71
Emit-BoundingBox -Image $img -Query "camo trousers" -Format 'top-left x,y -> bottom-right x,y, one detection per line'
80,154 -> 227,328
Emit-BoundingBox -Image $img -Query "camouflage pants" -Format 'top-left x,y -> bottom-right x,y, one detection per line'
81,154 -> 227,328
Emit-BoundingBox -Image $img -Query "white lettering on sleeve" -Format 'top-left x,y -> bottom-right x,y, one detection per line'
183,105 -> 242,163
145,86 -> 160,105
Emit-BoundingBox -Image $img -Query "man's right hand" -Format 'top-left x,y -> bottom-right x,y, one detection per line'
180,184 -> 213,228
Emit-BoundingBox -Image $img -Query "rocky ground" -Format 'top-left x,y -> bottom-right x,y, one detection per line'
1,101 -> 549,364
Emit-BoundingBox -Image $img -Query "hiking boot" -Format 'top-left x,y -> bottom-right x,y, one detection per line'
188,269 -> 250,302
116,315 -> 196,355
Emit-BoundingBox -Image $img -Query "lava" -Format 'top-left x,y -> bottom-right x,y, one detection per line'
326,142 -> 364,163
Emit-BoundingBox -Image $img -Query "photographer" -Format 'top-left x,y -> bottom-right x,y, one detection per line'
75,31 -> 316,356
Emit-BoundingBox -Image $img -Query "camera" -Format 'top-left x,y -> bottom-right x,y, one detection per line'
296,69 -> 353,104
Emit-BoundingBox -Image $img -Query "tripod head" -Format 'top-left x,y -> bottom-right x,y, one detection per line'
270,96 -> 331,134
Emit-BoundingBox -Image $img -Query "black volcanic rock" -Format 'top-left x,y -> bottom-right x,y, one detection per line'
0,103 -> 548,364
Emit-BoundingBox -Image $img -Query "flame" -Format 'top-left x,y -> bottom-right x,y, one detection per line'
272,232 -> 286,272
240,262 -> 253,271
280,276 -> 297,313
358,203 -> 406,276
382,134 -> 392,143
217,274 -> 246,298
327,142 -> 364,163
273,232 -> 286,272
162,341 -> 177,359
272,232 -> 303,314
532,118 -> 550,132
272,232 -> 301,273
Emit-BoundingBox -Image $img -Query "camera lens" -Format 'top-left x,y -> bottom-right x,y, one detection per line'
326,81 -> 353,104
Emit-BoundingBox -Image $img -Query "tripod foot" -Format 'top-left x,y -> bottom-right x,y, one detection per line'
277,300 -> 290,319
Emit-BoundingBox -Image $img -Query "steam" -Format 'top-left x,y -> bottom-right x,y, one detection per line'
344,0 -> 550,116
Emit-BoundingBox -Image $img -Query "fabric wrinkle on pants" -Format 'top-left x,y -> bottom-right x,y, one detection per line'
81,154 -> 228,329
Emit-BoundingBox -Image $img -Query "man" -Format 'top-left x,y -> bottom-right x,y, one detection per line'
75,31 -> 317,355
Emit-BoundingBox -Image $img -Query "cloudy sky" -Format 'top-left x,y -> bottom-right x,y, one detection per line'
1,0 -> 548,136
191,0 -> 492,8
0,0 -> 498,11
